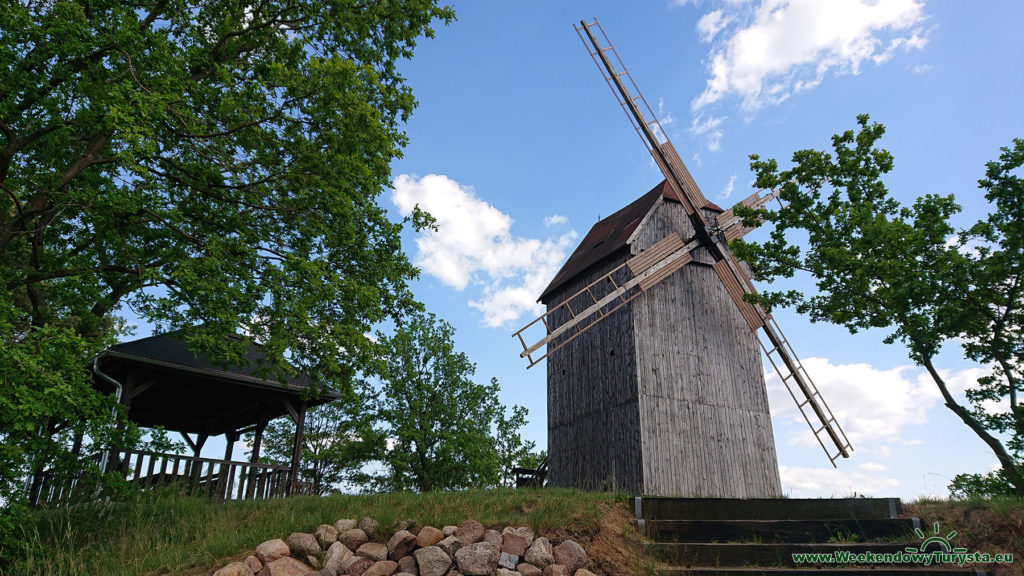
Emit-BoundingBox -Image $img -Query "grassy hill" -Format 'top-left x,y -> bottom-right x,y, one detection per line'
5,488 -> 648,576
5,489 -> 1022,576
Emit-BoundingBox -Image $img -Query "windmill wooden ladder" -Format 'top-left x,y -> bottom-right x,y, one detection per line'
512,19 -> 852,467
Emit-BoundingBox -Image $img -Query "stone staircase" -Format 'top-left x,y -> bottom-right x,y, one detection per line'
636,497 -> 990,576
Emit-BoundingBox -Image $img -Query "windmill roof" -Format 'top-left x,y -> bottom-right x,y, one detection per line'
538,180 -> 721,303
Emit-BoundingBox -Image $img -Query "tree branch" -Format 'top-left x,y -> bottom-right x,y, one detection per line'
921,354 -> 1024,495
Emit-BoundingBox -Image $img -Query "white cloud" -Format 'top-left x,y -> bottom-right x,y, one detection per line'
719,173 -> 737,201
392,174 -> 577,328
780,464 -> 900,497
692,0 -> 929,112
697,9 -> 731,43
657,98 -> 678,128
690,114 -> 726,151
766,357 -> 988,449
912,63 -> 933,74
544,214 -> 569,227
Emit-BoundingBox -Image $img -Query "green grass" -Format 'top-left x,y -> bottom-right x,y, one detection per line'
5,487 -> 627,576
905,495 -> 1024,570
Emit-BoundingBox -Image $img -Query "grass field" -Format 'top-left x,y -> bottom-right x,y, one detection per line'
6,489 -> 1022,576
6,487 -> 630,576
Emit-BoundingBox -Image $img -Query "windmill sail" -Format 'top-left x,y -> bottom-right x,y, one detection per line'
512,19 -> 852,465
513,234 -> 698,368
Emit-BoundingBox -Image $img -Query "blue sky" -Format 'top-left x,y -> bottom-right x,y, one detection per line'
382,0 -> 1024,498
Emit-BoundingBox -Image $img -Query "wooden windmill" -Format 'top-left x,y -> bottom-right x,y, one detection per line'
511,20 -> 852,497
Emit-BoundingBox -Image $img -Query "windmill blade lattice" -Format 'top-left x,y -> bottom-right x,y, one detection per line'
512,18 -> 852,466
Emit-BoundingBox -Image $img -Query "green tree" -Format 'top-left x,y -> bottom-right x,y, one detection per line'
254,385 -> 381,495
0,0 -> 453,556
731,115 -> 1024,496
494,404 -> 537,487
369,311 -> 531,492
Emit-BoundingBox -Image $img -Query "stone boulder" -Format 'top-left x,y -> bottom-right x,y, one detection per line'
260,557 -> 314,576
214,561 -> 254,576
502,527 -> 535,546
340,529 -> 369,551
540,566 -> 568,576
397,555 -> 418,575
335,519 -> 358,533
501,533 -> 529,557
357,542 -> 388,562
523,537 -> 553,569
323,542 -> 355,574
317,524 -> 340,548
362,560 -> 398,576
387,529 -> 417,561
516,563 -> 542,576
414,545 -> 452,576
415,526 -> 444,549
453,542 -> 499,576
257,539 -> 292,565
359,518 -> 380,536
551,541 -> 586,574
494,569 -> 521,576
436,535 -> 462,557
498,552 -> 518,570
454,520 -> 484,546
287,533 -> 322,557
573,570 -> 597,576
345,557 -> 374,576
482,530 -> 502,547
442,526 -> 457,537
392,520 -> 421,536
245,555 -> 263,574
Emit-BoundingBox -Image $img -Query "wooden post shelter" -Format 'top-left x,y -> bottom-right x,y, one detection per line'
30,329 -> 338,505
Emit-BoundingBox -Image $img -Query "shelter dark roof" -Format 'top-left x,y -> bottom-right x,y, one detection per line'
538,180 -> 722,303
93,330 -> 340,436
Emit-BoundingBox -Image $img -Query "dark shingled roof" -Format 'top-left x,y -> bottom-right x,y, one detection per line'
101,330 -> 318,390
93,330 -> 339,436
538,180 -> 721,304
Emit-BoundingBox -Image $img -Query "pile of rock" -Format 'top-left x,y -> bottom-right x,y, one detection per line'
212,517 -> 597,576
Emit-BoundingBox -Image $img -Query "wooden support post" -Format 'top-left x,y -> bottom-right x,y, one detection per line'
247,418 -> 268,499
287,400 -> 306,496
219,431 -> 237,499
193,434 -> 208,456
108,373 -> 135,475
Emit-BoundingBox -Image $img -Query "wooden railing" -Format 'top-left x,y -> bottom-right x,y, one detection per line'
31,450 -> 292,506
513,456 -> 548,488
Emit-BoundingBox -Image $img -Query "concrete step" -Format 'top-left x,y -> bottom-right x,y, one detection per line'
640,497 -> 902,521
656,568 -> 989,576
646,518 -> 920,543
651,542 -> 950,568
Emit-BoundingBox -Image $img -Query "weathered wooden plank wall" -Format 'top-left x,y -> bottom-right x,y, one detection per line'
631,201 -> 781,497
545,252 -> 644,493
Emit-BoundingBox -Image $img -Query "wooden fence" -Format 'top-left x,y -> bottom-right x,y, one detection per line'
30,450 -> 292,506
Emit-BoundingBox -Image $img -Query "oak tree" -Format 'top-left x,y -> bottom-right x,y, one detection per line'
0,0 -> 453,551
368,311 -> 531,492
732,115 -> 1024,496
